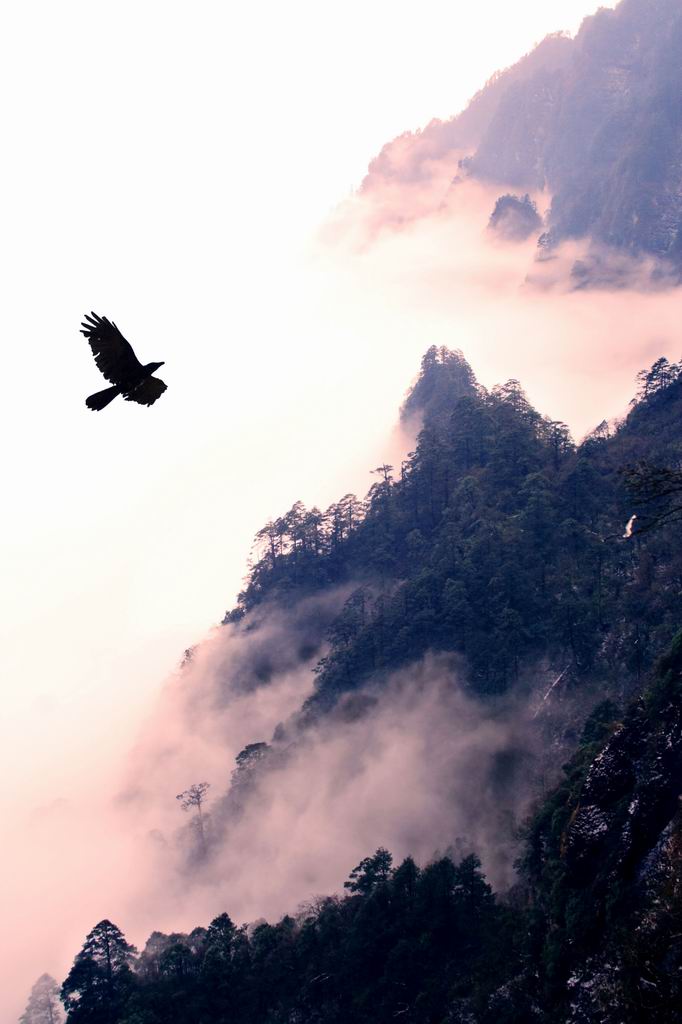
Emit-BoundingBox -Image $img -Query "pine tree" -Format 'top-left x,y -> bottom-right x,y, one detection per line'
344,848 -> 394,894
61,920 -> 137,1023
19,974 -> 64,1024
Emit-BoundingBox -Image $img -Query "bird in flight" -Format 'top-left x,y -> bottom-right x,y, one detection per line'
81,312 -> 167,411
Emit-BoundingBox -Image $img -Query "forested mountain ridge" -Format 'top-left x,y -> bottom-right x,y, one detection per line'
227,346 -> 682,711
362,32 -> 573,188
365,0 -> 682,267
36,347 -> 682,1023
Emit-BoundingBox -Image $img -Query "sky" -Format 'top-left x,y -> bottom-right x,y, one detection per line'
0,0 -> 643,1017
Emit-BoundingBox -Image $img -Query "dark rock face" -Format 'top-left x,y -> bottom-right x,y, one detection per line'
580,721 -> 639,806
524,637 -> 682,1019
566,678 -> 682,879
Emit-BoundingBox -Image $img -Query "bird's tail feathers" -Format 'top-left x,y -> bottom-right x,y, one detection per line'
86,385 -> 120,411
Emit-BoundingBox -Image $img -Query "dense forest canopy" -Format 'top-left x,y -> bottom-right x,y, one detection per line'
229,346 -> 682,705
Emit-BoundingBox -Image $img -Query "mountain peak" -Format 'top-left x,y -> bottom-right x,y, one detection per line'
401,346 -> 479,428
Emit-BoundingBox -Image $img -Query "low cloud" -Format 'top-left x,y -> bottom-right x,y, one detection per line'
318,161 -> 682,437
106,631 -> 548,943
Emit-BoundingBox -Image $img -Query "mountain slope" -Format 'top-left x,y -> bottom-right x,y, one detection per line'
361,33 -> 573,190
228,347 -> 682,711
365,0 -> 682,266
470,0 -> 682,261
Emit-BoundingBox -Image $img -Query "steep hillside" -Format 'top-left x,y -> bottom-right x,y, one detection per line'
362,33 -> 573,189
518,634 -> 682,1021
48,348 -> 682,1024
228,347 -> 682,709
469,0 -> 682,262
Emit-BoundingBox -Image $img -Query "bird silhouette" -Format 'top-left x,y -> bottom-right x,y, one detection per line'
81,312 -> 167,411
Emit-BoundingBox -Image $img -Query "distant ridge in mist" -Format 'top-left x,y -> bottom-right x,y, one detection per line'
363,0 -> 682,270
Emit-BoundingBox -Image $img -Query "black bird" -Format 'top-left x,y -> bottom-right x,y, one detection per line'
81,312 -> 167,411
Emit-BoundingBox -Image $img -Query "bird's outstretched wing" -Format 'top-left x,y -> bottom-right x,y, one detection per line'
81,312 -> 144,385
125,377 -> 167,407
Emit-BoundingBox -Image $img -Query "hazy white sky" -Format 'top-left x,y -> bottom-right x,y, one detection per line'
2,0 -> 624,1015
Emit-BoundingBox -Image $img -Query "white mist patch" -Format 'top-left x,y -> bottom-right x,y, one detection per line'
105,645 -> 541,941
6,605 -> 540,1008
186,655 -> 537,925
314,169 -> 682,438
3,595 -> 343,1020
119,591 -> 352,812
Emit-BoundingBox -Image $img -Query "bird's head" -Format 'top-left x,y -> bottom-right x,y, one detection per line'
149,361 -> 165,373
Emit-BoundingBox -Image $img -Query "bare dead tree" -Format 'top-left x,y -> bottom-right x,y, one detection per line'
176,782 -> 210,854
